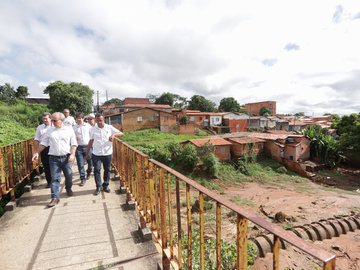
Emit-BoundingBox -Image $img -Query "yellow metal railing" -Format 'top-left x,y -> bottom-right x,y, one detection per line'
112,139 -> 336,270
0,139 -> 38,200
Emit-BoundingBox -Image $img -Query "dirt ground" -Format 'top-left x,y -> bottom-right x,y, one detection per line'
217,166 -> 360,270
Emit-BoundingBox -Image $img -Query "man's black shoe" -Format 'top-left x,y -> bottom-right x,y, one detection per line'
94,187 -> 101,195
79,180 -> 86,186
103,186 -> 110,193
66,189 -> 73,196
86,172 -> 91,180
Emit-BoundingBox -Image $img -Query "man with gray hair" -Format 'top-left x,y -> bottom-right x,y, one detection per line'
32,112 -> 78,207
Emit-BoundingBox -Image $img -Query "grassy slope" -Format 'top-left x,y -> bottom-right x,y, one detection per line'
0,100 -> 48,146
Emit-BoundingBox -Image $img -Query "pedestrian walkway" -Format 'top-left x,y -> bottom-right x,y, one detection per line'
0,166 -> 161,270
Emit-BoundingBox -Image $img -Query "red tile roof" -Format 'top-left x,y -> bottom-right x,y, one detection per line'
123,98 -> 151,105
227,137 -> 266,144
188,137 -> 232,147
120,104 -> 172,109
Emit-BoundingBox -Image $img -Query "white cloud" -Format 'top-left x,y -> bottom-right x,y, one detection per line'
0,0 -> 359,115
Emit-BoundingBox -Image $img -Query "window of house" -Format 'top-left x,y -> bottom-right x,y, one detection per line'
164,116 -> 169,122
149,115 -> 155,121
289,155 -> 293,160
258,144 -> 263,150
137,116 -> 143,122
200,117 -> 203,121
220,147 -> 226,153
190,116 -> 195,122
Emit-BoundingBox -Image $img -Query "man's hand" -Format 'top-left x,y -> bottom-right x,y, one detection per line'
32,153 -> 39,162
68,154 -> 75,163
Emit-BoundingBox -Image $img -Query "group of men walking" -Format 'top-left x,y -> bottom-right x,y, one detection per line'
32,109 -> 123,207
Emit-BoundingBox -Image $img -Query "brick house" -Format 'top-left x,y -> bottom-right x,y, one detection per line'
244,101 -> 276,115
248,133 -> 310,162
183,137 -> 232,161
222,113 -> 249,133
104,107 -> 176,132
226,137 -> 265,157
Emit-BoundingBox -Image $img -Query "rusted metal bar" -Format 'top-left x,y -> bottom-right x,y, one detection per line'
175,178 -> 182,270
167,172 -> 174,259
323,258 -> 336,270
199,192 -> 205,270
236,214 -> 248,270
149,162 -> 156,230
155,165 -> 161,239
216,202 -> 222,270
186,183 -> 192,270
273,235 -> 280,270
159,167 -> 170,270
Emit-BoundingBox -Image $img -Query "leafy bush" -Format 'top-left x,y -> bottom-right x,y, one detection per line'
176,144 -> 199,171
203,153 -> 219,178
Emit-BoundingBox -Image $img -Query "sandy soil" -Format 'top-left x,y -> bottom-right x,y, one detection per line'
216,167 -> 360,269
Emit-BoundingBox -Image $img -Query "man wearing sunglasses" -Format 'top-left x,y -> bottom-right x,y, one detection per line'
32,112 -> 78,207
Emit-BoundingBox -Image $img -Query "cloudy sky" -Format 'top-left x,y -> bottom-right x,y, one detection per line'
0,0 -> 359,115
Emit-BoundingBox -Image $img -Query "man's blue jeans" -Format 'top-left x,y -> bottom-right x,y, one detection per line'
49,155 -> 73,199
75,146 -> 90,180
86,147 -> 93,175
92,154 -> 112,189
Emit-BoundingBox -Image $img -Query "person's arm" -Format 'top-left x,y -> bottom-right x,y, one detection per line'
68,145 -> 77,163
32,144 -> 46,162
86,139 -> 94,160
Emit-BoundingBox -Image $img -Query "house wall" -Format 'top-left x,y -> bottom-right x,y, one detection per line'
223,119 -> 248,133
244,101 -> 276,115
264,142 -> 283,162
178,124 -> 197,134
213,145 -> 231,161
122,108 -> 160,131
230,142 -> 264,157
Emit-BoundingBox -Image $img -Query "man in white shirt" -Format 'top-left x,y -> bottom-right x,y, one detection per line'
73,112 -> 92,186
63,108 -> 76,127
86,113 -> 123,195
34,112 -> 53,188
32,112 -> 78,207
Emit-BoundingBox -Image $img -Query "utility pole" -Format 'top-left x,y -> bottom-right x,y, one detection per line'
106,89 -> 108,101
96,90 -> 100,112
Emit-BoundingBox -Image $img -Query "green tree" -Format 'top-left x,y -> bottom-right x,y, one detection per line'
15,86 -> 29,99
188,95 -> 216,112
303,125 -> 344,167
335,113 -> 360,152
176,144 -> 199,171
218,97 -> 240,112
0,83 -> 16,100
44,81 -> 94,114
294,112 -> 305,116
259,107 -> 271,116
103,98 -> 122,106
155,92 -> 175,106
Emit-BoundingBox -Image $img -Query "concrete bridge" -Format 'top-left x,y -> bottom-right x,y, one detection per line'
0,166 -> 161,270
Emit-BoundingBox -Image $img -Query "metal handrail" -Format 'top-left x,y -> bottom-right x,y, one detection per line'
0,139 -> 38,200
112,139 -> 336,270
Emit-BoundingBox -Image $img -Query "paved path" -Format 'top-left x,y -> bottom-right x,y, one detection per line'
0,167 -> 161,270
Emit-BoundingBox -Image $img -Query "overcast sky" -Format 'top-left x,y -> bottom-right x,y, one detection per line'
0,0 -> 359,115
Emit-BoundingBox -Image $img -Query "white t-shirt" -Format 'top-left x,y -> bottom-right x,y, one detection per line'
34,124 -> 53,142
63,116 -> 76,127
73,123 -> 92,146
41,126 -> 78,156
90,124 -> 120,156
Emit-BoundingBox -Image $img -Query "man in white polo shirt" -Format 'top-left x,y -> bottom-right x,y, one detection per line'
63,108 -> 76,127
86,113 -> 123,195
34,112 -> 53,188
32,112 -> 78,207
73,112 -> 92,186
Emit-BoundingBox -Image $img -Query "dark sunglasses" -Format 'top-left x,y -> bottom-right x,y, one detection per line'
51,119 -> 61,122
